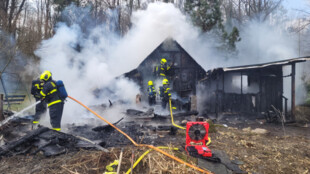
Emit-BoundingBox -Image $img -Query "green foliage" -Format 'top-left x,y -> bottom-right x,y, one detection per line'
184,0 -> 222,32
184,0 -> 241,52
222,26 -> 241,51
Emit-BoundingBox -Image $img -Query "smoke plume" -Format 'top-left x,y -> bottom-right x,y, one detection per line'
35,2 -> 307,127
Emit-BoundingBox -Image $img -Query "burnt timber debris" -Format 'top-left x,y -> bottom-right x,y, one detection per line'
0,113 -> 247,174
0,117 -> 109,158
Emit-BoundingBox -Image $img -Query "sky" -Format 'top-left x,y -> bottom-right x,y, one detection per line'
283,0 -> 309,17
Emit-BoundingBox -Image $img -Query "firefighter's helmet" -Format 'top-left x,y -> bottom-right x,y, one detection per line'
160,58 -> 167,64
40,70 -> 52,82
162,79 -> 169,85
148,81 -> 153,86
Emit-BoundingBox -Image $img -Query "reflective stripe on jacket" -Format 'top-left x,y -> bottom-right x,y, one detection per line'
31,79 -> 44,98
159,86 -> 171,100
154,64 -> 171,77
148,85 -> 156,97
40,80 -> 62,107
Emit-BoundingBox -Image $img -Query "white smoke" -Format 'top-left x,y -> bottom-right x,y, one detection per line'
35,22 -> 141,127
35,2 -> 307,128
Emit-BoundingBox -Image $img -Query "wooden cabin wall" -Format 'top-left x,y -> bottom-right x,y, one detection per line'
200,66 -> 283,116
259,66 -> 283,112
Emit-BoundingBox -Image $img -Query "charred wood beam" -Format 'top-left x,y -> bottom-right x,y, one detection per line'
92,117 -> 124,132
31,138 -> 59,155
216,74 -> 219,118
282,96 -> 288,118
72,135 -> 109,152
291,63 -> 296,121
0,94 -> 3,121
0,127 -> 49,157
155,110 -> 199,118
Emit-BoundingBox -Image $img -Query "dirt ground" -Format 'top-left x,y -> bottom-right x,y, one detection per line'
0,119 -> 309,174
211,125 -> 310,174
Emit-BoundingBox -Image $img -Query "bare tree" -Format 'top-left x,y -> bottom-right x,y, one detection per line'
0,0 -> 27,37
222,0 -> 282,24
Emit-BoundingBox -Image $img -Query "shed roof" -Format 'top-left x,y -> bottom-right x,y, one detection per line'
222,57 -> 310,72
199,57 -> 310,82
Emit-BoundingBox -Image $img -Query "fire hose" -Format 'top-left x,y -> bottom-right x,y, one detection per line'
68,96 -> 212,174
168,98 -> 186,130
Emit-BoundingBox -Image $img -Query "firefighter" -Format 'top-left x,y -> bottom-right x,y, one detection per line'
30,78 -> 47,125
159,78 -> 171,109
147,80 -> 156,106
39,70 -> 64,131
153,58 -> 171,78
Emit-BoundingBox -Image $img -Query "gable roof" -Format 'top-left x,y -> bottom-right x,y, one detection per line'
124,37 -> 206,78
137,37 -> 206,72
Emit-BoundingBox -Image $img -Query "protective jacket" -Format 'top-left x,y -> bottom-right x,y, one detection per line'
31,79 -> 44,99
40,79 -> 62,107
147,85 -> 156,97
159,86 -> 171,100
159,86 -> 171,109
154,63 -> 171,77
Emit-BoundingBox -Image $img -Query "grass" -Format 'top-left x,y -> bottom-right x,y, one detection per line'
3,93 -> 35,113
207,119 -> 217,133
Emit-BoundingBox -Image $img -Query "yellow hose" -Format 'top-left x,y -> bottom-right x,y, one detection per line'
68,96 -> 212,174
206,137 -> 211,146
169,98 -> 186,130
126,146 -> 179,174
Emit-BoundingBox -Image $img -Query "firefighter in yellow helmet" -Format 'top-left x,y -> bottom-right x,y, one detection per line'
159,78 -> 171,109
39,70 -> 64,131
153,58 -> 171,78
147,80 -> 156,106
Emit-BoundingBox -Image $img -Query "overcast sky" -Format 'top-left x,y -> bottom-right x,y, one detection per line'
283,0 -> 309,17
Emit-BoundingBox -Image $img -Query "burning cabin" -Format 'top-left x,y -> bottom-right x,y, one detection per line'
199,57 -> 310,121
124,38 -> 206,109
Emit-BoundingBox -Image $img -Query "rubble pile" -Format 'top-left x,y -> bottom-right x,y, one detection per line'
1,107 -> 309,174
0,116 -> 108,158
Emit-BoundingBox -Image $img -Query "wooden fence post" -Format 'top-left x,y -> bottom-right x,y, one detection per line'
0,94 -> 4,121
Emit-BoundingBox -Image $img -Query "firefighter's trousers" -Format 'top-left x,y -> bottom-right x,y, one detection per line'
34,98 -> 47,121
49,102 -> 64,128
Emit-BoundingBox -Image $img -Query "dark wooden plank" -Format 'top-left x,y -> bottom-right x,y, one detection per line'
6,95 -> 26,98
4,99 -> 25,102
